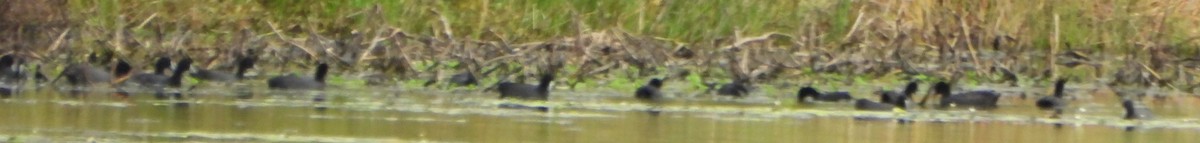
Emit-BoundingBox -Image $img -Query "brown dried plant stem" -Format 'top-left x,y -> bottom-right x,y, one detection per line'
1048,14 -> 1059,80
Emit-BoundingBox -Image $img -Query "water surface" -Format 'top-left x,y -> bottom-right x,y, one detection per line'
0,83 -> 1198,142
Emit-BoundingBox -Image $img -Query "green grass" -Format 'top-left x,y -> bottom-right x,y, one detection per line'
64,0 -> 828,43
52,0 -> 1200,50
59,0 -> 1199,51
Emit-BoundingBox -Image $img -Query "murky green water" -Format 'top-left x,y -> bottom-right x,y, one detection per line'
0,83 -> 1198,143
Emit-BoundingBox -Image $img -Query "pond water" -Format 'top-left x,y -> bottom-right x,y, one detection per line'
0,82 -> 1198,143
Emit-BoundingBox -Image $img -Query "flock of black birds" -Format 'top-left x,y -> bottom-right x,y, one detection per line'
0,52 -> 1160,122
630,75 -> 1155,121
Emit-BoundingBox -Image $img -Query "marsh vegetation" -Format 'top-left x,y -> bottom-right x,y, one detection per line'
1,0 -> 1199,142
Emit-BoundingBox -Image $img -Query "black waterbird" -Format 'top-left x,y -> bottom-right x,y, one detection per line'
267,63 -> 330,90
1122,99 -> 1154,120
635,78 -> 665,101
921,81 -> 1001,109
1036,79 -> 1069,112
0,55 -> 26,83
796,86 -> 852,102
855,94 -> 909,111
53,59 -> 133,86
876,81 -> 919,106
713,78 -> 750,97
497,73 -> 554,100
125,57 -> 192,88
191,56 -> 256,82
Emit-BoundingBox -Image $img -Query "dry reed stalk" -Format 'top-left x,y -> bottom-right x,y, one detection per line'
136,13 -> 158,30
42,28 -> 72,59
431,9 -> 454,41
356,29 -> 389,63
1138,61 -> 1175,89
959,13 -> 982,76
1049,14 -> 1059,80
265,21 -> 319,59
841,6 -> 867,42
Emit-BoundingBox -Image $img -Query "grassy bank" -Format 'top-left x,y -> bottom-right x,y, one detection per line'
0,0 -> 1184,93
61,0 -> 1199,47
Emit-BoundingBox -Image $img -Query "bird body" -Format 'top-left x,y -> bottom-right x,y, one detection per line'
796,87 -> 852,102
267,63 -> 330,90
635,78 -> 665,101
497,74 -> 554,100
